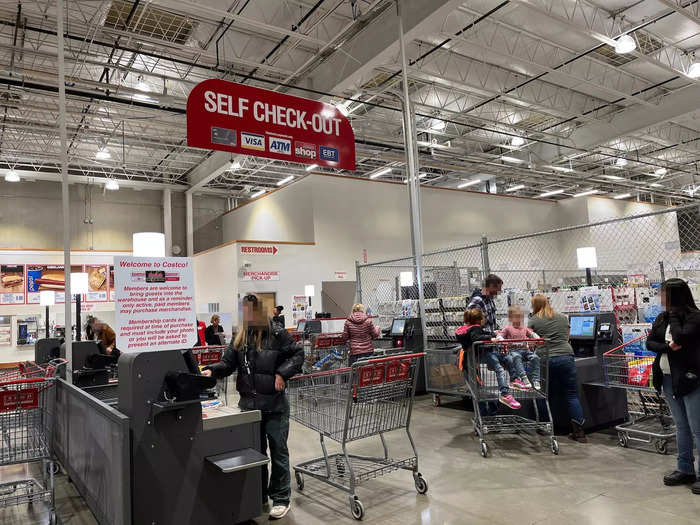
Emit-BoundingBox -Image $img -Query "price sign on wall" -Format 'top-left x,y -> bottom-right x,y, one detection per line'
114,257 -> 197,352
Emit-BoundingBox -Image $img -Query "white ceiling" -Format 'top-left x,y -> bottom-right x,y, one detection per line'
0,0 -> 697,204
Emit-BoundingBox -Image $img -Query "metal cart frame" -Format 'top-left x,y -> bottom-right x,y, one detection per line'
602,335 -> 675,454
303,332 -> 348,373
468,340 -> 558,457
288,353 -> 427,520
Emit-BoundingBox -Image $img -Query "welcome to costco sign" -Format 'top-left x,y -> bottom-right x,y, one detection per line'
187,79 -> 356,170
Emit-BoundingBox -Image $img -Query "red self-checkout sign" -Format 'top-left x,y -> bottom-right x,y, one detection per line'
187,79 -> 356,171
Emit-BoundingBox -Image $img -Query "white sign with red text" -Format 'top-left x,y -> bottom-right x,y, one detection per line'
114,256 -> 196,352
240,245 -> 278,256
241,271 -> 280,281
334,271 -> 347,280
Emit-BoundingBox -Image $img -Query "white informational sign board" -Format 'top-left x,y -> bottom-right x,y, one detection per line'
241,270 -> 280,281
114,256 -> 197,352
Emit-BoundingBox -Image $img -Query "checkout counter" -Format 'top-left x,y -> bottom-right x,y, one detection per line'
50,344 -> 267,525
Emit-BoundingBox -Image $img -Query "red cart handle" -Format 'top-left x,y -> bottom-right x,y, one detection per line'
603,334 -> 648,356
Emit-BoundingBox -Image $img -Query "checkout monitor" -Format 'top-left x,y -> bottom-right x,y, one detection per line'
390,319 -> 406,336
297,320 -> 306,332
569,315 -> 596,339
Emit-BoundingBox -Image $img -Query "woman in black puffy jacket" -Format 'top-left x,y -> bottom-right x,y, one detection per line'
646,279 -> 700,494
203,293 -> 304,519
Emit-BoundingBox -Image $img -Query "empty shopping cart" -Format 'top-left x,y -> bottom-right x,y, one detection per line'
0,376 -> 59,523
603,335 -> 675,454
288,353 -> 427,520
468,339 -> 557,457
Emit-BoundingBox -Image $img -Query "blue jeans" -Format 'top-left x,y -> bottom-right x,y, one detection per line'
541,355 -> 584,425
663,374 -> 700,476
483,351 -> 512,395
511,349 -> 541,383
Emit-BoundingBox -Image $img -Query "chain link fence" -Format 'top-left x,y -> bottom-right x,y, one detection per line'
358,203 -> 700,338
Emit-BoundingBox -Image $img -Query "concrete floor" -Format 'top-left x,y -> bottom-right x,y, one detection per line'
2,395 -> 699,524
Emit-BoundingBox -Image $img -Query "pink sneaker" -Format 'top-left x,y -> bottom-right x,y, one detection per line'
510,378 -> 531,391
499,394 -> 522,410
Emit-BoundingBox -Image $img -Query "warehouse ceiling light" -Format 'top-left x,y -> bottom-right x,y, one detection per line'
687,62 -> 700,79
136,76 -> 150,92
335,103 -> 349,117
510,136 -> 525,147
501,155 -> 524,164
305,164 -> 318,172
277,175 -> 294,186
654,167 -> 667,177
613,193 -> 632,200
538,189 -> 565,198
614,34 -> 636,54
573,189 -> 599,197
105,179 -> 120,191
229,160 -> 242,171
615,158 -> 628,167
650,183 -> 663,188
504,184 -> 525,192
133,232 -> 165,257
250,189 -> 266,198
369,167 -> 392,179
457,179 -> 481,189
4,169 -> 19,182
95,147 -> 111,160
604,174 -> 625,181
546,165 -> 574,173
430,119 -> 446,131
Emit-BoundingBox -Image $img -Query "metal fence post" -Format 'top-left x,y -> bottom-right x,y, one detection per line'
480,235 -> 491,278
355,260 -> 362,304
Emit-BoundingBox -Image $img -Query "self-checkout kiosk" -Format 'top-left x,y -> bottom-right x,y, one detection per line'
388,318 -> 425,393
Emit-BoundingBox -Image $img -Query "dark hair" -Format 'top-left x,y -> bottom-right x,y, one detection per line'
484,274 -> 503,287
661,278 -> 699,313
243,293 -> 258,304
275,305 -> 284,312
463,308 -> 485,325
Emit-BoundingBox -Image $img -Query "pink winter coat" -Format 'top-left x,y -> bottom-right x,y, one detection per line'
343,312 -> 380,355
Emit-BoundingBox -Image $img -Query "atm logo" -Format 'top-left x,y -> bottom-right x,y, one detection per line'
295,141 -> 316,159
319,146 -> 339,162
269,137 -> 291,155
241,132 -> 265,151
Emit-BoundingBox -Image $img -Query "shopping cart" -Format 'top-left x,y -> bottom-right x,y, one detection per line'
468,339 -> 557,457
0,377 -> 59,524
0,360 -> 66,382
602,335 -> 675,454
303,333 -> 348,373
425,345 -> 469,407
192,346 -> 228,404
288,353 -> 427,520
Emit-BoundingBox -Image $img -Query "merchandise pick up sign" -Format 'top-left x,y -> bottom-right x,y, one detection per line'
187,79 -> 356,170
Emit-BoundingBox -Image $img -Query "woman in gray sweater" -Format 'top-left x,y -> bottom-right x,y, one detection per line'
529,295 -> 587,443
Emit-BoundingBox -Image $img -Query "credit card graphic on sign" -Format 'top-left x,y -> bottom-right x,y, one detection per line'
211,127 -> 237,146
241,132 -> 265,151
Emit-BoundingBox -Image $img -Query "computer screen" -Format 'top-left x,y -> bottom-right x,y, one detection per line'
391,318 -> 406,336
297,320 -> 306,332
570,315 -> 596,338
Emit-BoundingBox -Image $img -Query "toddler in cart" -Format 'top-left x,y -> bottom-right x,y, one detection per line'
497,305 -> 542,391
456,308 -> 521,410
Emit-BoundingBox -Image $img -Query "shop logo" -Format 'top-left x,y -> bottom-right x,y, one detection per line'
319,146 -> 339,162
269,137 -> 291,155
241,132 -> 265,151
295,141 -> 316,159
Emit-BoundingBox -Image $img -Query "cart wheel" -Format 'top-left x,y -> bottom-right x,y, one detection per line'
46,462 -> 59,476
49,510 -> 56,525
295,471 -> 304,491
480,441 -> 489,458
551,439 -> 559,455
617,432 -> 629,448
350,496 -> 364,520
433,394 -> 440,407
413,473 -> 428,494
655,440 -> 668,455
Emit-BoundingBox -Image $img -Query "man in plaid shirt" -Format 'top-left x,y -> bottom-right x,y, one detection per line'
467,274 -> 503,333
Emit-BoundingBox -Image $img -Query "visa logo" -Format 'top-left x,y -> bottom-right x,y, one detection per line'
319,146 -> 339,162
241,132 -> 265,151
269,137 -> 291,155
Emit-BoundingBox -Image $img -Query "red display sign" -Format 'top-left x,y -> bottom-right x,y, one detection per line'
187,79 -> 356,170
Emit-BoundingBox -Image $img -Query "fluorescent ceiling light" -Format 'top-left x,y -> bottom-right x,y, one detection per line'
505,184 -> 525,192
457,179 -> 481,189
95,147 -> 111,160
136,80 -> 150,92
654,167 -> 667,177
501,155 -> 524,164
613,193 -> 631,200
614,34 -> 636,54
688,62 -> 700,79
4,169 -> 19,182
430,119 -> 446,131
105,179 -> 120,191
615,158 -> 628,167
603,175 -> 625,181
546,165 -> 574,173
305,164 -> 318,172
335,103 -> 349,117
510,136 -> 525,147
370,167 -> 392,179
573,189 -> 599,197
276,175 -> 294,186
538,189 -> 565,198
250,189 -> 266,198
230,160 -> 241,171
650,183 -> 663,188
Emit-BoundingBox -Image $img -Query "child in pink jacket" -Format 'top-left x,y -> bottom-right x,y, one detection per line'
498,306 -> 541,390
